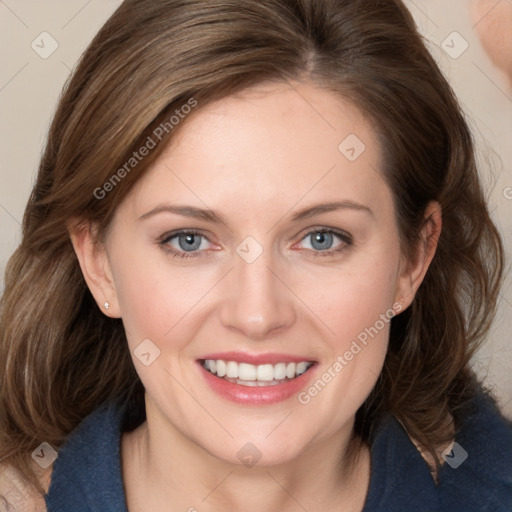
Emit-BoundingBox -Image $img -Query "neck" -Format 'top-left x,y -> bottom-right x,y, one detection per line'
122,403 -> 371,512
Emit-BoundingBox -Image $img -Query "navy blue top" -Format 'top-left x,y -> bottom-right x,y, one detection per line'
45,387 -> 512,511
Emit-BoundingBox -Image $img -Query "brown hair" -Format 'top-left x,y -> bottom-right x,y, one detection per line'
0,0 -> 504,495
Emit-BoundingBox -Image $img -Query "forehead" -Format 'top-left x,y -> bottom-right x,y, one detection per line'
121,81 -> 393,224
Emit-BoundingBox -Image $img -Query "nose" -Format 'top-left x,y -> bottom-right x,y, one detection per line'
219,245 -> 297,341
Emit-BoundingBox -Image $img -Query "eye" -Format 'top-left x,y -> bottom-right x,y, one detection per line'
296,228 -> 352,257
159,230 -> 213,259
159,228 -> 352,260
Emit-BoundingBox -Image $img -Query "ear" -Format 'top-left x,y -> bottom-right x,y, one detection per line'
68,220 -> 121,318
394,201 -> 442,310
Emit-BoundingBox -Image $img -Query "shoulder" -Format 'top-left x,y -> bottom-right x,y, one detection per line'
44,398 -> 129,511
436,387 -> 512,510
0,463 -> 49,512
0,400 -> 128,512
364,386 -> 512,511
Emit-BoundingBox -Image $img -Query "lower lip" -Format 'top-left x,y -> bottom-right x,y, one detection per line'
197,361 -> 317,405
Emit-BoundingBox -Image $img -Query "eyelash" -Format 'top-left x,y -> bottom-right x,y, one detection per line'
158,228 -> 353,260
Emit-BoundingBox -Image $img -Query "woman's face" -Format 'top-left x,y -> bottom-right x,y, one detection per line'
94,81 -> 421,466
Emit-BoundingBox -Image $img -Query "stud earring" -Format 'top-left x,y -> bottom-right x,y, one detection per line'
104,301 -> 110,310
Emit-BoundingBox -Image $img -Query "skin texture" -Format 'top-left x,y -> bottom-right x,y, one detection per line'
471,0 -> 512,87
70,81 -> 441,512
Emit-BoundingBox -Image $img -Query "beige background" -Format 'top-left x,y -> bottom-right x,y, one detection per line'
1,1 -> 511,417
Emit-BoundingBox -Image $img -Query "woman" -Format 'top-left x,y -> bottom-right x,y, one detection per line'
0,0 -> 511,510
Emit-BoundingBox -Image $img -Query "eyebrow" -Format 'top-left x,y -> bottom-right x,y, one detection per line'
139,201 -> 374,224
290,201 -> 374,221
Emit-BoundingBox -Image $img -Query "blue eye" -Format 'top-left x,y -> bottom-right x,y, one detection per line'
298,229 -> 352,257
307,231 -> 334,251
175,233 -> 203,251
158,228 -> 352,260
159,231 -> 211,259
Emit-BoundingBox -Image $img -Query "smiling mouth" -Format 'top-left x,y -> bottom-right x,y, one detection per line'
201,359 -> 315,387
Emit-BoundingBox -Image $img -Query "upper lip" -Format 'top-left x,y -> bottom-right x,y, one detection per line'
198,351 -> 316,365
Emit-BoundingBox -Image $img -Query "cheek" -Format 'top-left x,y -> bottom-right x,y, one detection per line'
300,248 -> 400,349
298,256 -> 399,414
109,239 -> 216,349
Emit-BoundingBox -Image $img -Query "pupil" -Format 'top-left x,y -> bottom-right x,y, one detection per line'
179,234 -> 200,251
312,232 -> 332,250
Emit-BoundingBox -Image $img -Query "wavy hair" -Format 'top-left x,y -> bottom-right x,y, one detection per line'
0,0 -> 504,494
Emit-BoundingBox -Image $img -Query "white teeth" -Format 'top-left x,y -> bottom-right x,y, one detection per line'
274,363 -> 287,380
296,362 -> 309,376
203,359 -> 313,382
238,363 -> 257,380
240,380 -> 258,387
286,362 -> 296,379
226,361 -> 239,378
216,360 -> 226,377
256,364 -> 274,381
226,378 -> 285,387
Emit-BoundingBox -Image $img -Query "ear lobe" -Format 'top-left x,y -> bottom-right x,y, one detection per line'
68,220 -> 121,318
395,201 -> 442,309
